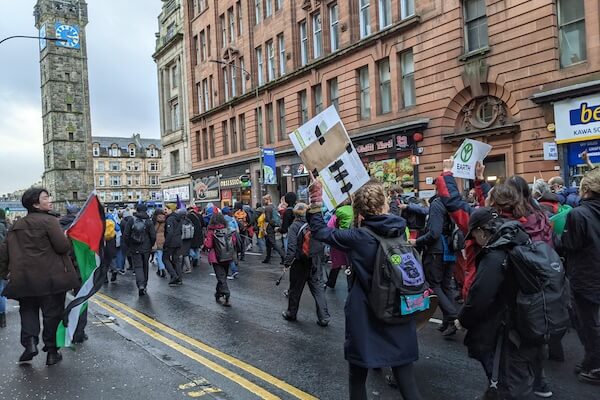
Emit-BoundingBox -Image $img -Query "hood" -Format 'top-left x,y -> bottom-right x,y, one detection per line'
133,211 -> 149,219
521,210 -> 553,245
335,205 -> 354,229
485,220 -> 530,249
361,214 -> 406,238
581,197 -> 600,217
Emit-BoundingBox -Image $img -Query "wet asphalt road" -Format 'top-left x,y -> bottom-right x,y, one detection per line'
0,250 -> 598,400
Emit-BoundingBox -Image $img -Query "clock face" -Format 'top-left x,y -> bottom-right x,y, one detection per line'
55,22 -> 80,49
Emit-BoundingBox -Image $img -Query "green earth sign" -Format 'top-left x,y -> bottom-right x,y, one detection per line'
460,143 -> 474,163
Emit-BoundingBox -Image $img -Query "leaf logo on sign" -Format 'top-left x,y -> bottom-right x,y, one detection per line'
460,143 -> 474,163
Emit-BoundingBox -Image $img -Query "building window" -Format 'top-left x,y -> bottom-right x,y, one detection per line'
240,113 -> 247,151
255,0 -> 262,24
149,175 -> 159,185
329,4 -> 340,52
401,0 -> 415,19
359,66 -> 370,119
256,107 -> 264,146
256,46 -> 264,86
196,82 -> 202,113
277,99 -> 286,141
193,35 -> 199,65
209,75 -> 214,107
195,131 -> 201,161
93,146 -> 100,157
110,176 -> 121,186
299,90 -> 308,124
202,79 -> 209,111
463,0 -> 488,53
223,66 -> 230,102
237,1 -> 243,36
222,121 -> 229,155
149,162 -> 159,171
129,146 -> 136,157
70,160 -> 76,169
220,14 -> 227,47
109,161 -> 120,171
231,117 -> 238,153
231,63 -> 237,97
378,58 -> 391,114
379,0 -> 392,29
299,21 -> 308,66
314,85 -> 323,114
278,34 -> 286,76
267,41 -> 275,82
66,103 -> 72,112
97,176 -> 105,186
359,0 -> 371,39
329,78 -> 339,111
65,72 -> 70,80
558,0 -> 586,67
126,175 -> 132,186
68,132 -> 74,141
202,128 -> 209,159
170,150 -> 180,175
207,26 -> 212,57
228,7 -> 235,42
110,145 -> 119,157
209,126 -> 216,158
401,50 -> 415,107
275,0 -> 283,11
170,101 -> 181,130
171,63 -> 179,89
200,30 -> 207,61
72,191 -> 78,200
265,0 -> 272,17
198,0 -> 207,13
313,13 -> 323,58
266,103 -> 274,144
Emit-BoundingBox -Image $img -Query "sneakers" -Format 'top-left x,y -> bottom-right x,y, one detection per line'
533,382 -> 553,398
232,272 -> 239,279
578,369 -> 600,385
442,324 -> 458,338
46,350 -> 62,366
226,275 -> 234,280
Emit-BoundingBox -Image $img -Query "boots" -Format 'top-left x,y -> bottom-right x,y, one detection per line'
19,337 -> 38,362
46,350 -> 63,366
0,312 -> 6,328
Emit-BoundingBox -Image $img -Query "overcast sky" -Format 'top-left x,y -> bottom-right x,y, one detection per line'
0,1 -> 162,194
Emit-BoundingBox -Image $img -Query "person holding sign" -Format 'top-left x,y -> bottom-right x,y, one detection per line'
306,176 -> 423,400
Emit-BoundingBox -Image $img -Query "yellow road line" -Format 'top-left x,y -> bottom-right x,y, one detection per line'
92,299 -> 280,400
95,292 -> 318,400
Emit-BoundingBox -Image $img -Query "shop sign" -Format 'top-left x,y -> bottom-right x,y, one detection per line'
192,175 -> 220,202
356,135 -> 411,155
220,177 -> 242,188
162,186 -> 190,202
281,165 -> 293,176
567,140 -> 600,166
554,94 -> 600,144
396,135 -> 410,149
543,142 -> 559,161
262,148 -> 277,184
239,175 -> 252,189
292,164 -> 309,177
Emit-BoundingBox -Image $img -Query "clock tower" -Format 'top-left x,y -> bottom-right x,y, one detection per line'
34,0 -> 94,212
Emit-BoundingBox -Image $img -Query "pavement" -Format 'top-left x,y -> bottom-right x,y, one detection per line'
0,250 -> 597,400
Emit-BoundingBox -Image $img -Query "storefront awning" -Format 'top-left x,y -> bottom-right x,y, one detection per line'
532,79 -> 600,104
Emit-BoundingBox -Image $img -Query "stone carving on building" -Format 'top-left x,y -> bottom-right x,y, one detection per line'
461,96 -> 507,132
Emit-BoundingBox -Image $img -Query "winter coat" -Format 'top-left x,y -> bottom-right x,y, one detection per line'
264,205 -> 278,234
308,211 -> 418,368
280,207 -> 295,235
284,217 -> 325,266
510,207 -> 554,248
123,211 -> 156,254
164,213 -> 183,249
188,211 -> 204,248
0,219 -> 6,244
562,196 -> 600,304
415,197 -> 446,254
203,224 -> 236,264
154,214 -> 166,250
556,187 -> 581,208
435,172 -> 491,298
0,211 -> 80,299
538,192 -> 561,216
459,221 -> 523,359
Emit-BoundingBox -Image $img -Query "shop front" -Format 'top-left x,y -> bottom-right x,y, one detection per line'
219,176 -> 252,208
354,134 -> 418,194
162,185 -> 191,204
191,174 -> 220,208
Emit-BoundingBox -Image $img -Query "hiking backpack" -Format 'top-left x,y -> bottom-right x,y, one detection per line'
361,227 -> 431,324
507,239 -> 570,344
296,223 -> 311,260
181,217 -> 195,240
130,217 -> 147,244
213,228 -> 235,263
234,209 -> 249,230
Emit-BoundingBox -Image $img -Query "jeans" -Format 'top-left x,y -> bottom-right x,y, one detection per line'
155,249 -> 166,271
19,292 -> 66,352
282,234 -> 288,254
229,261 -> 238,274
189,248 -> 200,262
0,279 -> 6,314
349,363 -> 422,400
114,247 -> 125,271
257,237 -> 266,253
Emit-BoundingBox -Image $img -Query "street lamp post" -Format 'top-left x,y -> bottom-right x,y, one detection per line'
0,35 -> 67,47
210,59 -> 263,203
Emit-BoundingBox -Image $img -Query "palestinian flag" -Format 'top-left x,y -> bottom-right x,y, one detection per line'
56,192 -> 106,348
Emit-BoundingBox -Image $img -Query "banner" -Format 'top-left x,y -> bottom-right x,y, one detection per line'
263,148 -> 277,184
451,139 -> 492,180
567,140 -> 600,166
289,106 -> 370,210
162,186 -> 190,202
554,94 -> 600,144
192,176 -> 220,202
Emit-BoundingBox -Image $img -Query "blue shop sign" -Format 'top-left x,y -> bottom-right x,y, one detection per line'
567,140 -> 600,166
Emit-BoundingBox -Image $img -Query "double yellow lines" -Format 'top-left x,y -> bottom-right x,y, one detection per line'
91,292 -> 318,400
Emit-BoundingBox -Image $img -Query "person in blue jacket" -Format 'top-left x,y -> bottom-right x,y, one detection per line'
307,177 -> 422,400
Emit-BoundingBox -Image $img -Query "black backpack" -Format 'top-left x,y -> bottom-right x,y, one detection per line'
361,227 -> 431,324
491,223 -> 570,344
130,217 -> 146,245
213,228 -> 234,263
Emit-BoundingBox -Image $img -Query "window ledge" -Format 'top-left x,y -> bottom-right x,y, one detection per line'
458,46 -> 490,62
560,60 -> 588,70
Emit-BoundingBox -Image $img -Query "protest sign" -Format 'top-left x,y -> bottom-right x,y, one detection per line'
289,106 -> 370,210
451,139 -> 492,179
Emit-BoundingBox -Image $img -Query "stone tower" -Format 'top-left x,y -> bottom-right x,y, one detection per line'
34,0 -> 94,212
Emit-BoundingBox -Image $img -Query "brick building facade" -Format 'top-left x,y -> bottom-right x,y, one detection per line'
184,0 -> 598,206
